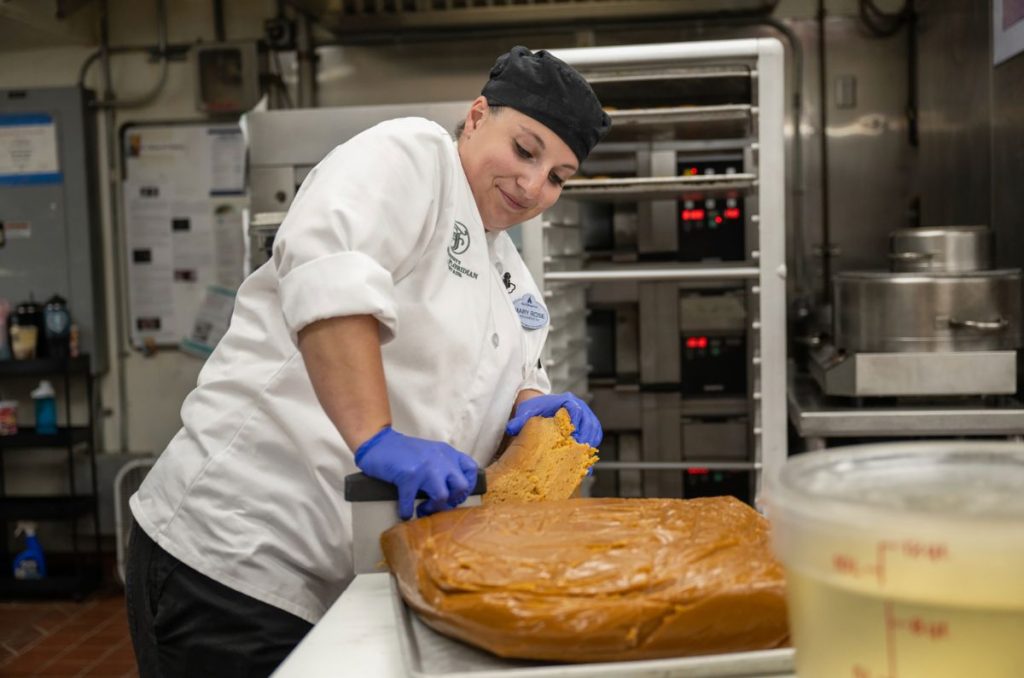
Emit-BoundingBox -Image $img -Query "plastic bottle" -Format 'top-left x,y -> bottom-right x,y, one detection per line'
0,399 -> 17,435
0,298 -> 11,360
10,297 -> 41,360
31,380 -> 57,435
68,322 -> 80,359
13,522 -> 46,580
43,295 -> 71,360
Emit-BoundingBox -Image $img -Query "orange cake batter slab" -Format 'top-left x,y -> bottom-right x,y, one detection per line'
382,496 -> 789,663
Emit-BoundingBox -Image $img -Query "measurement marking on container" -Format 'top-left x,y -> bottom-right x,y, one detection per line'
831,539 -> 949,585
849,601 -> 951,678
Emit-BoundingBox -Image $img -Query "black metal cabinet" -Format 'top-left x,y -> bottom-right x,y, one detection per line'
0,356 -> 101,599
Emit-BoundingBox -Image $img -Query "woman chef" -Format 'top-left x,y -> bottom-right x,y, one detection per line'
126,45 -> 611,676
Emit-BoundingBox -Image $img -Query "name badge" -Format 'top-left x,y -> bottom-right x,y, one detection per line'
513,293 -> 549,330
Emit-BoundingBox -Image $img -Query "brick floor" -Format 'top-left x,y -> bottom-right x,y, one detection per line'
0,591 -> 137,678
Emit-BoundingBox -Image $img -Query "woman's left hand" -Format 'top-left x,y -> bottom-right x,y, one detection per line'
506,392 -> 603,448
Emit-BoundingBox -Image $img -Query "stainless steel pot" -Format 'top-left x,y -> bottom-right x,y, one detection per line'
833,269 -> 1022,353
888,225 -> 992,273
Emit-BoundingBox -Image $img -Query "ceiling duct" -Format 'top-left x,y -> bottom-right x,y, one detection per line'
285,0 -> 778,38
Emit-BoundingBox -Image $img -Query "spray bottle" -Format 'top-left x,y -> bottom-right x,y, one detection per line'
13,522 -> 46,580
31,380 -> 57,435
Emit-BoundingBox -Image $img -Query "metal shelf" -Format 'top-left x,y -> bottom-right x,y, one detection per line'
546,263 -> 759,284
0,427 -> 90,450
587,65 -> 751,84
605,105 -> 754,142
589,66 -> 753,110
0,495 -> 96,521
788,375 -> 1024,440
0,356 -> 91,378
562,174 -> 756,201
544,339 -> 588,368
526,39 -> 788,503
595,461 -> 758,471
0,353 -> 101,601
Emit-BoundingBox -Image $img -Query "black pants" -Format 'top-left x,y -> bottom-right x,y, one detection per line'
125,522 -> 313,678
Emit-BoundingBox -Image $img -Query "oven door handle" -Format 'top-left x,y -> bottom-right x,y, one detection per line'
947,317 -> 1009,332
888,251 -> 934,262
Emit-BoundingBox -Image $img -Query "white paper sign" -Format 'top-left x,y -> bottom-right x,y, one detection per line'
124,181 -> 177,344
0,113 -> 60,183
209,127 -> 246,195
122,122 -> 247,348
213,203 -> 246,288
180,286 -> 237,358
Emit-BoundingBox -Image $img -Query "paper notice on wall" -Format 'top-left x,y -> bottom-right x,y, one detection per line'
170,200 -> 216,283
180,285 -> 237,358
208,127 -> 246,195
2,221 -> 31,239
124,181 -> 176,345
0,113 -> 61,184
213,202 -> 246,288
124,126 -> 192,187
122,122 -> 248,348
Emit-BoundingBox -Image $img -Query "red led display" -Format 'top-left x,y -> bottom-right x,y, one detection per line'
725,207 -> 741,219
685,336 -> 709,349
688,468 -> 710,475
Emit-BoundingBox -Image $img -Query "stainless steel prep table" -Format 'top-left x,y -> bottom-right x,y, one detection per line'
272,573 -> 797,678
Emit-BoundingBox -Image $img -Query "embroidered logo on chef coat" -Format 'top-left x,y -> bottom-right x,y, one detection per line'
447,221 -> 479,279
513,293 -> 549,330
450,221 -> 470,255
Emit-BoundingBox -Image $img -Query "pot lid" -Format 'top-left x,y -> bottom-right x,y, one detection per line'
889,224 -> 990,237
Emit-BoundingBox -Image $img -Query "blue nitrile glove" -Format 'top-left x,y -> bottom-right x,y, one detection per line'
355,426 -> 478,520
506,392 -> 604,448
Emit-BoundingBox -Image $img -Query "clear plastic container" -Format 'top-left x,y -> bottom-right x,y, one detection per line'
767,441 -> 1024,678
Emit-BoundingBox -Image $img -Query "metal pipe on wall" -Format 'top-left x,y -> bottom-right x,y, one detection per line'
93,0 -> 171,451
295,13 -> 318,108
213,0 -> 226,42
93,0 -> 170,110
816,0 -> 832,306
905,1 -> 918,148
98,0 -> 131,454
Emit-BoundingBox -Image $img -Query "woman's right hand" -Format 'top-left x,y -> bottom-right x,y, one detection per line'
354,427 -> 478,520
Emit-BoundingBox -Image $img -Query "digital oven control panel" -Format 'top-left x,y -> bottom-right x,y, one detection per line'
678,158 -> 745,262
681,334 -> 747,396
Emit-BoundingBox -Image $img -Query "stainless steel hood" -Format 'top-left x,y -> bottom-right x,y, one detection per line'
286,0 -> 778,37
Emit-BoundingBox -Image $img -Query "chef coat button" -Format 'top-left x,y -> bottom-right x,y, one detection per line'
491,333 -> 500,348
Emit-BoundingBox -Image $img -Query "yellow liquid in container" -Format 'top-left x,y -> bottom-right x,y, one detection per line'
787,571 -> 1024,678
768,442 -> 1024,678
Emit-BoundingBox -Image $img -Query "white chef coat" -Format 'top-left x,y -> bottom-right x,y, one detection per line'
130,117 -> 551,624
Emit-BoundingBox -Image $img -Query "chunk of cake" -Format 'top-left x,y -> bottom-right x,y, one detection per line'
483,407 -> 598,505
